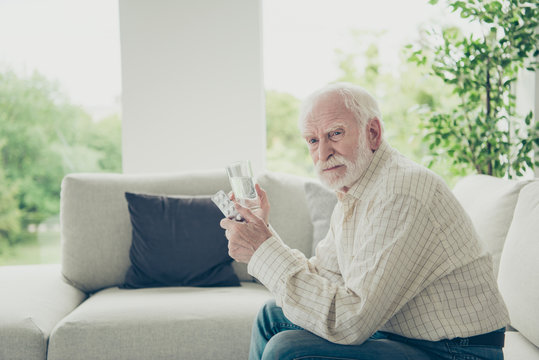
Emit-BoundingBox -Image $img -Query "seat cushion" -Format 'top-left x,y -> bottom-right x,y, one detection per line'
0,264 -> 87,360
498,180 -> 539,347
504,331 -> 539,360
47,282 -> 272,360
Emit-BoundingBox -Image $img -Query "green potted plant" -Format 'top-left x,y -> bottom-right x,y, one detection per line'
408,0 -> 538,178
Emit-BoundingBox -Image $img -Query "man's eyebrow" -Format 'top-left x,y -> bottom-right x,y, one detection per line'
326,124 -> 345,132
301,122 -> 346,137
302,123 -> 346,138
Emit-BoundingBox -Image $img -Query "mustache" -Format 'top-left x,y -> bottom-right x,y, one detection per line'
315,155 -> 350,172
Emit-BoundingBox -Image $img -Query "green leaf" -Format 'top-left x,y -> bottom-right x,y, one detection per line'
524,111 -> 533,125
491,1 -> 503,12
402,0 -> 539,180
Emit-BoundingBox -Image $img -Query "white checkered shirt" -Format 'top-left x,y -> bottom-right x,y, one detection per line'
248,141 -> 510,345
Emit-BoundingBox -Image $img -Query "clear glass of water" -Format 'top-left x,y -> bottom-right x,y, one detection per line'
225,160 -> 260,210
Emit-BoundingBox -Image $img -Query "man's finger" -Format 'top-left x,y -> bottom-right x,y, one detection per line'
235,203 -> 258,223
255,184 -> 265,199
256,184 -> 268,202
255,184 -> 269,210
220,218 -> 232,229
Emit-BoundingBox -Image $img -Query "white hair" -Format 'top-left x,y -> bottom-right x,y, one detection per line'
298,82 -> 384,134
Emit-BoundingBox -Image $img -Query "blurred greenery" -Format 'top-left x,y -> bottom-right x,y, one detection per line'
266,90 -> 314,177
0,70 -> 122,262
0,227 -> 60,265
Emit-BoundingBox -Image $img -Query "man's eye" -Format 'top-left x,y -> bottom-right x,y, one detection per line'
329,130 -> 344,139
307,138 -> 318,145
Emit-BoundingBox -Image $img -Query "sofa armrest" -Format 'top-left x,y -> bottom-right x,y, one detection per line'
0,264 -> 87,360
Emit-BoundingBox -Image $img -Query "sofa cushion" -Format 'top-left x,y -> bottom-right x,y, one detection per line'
257,171 -> 315,257
304,181 -> 338,255
47,283 -> 272,360
122,192 -> 239,288
61,171 -> 314,292
0,264 -> 87,360
504,331 -> 539,360
498,180 -> 539,348
452,175 -> 533,277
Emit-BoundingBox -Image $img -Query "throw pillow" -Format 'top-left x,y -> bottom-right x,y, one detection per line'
122,192 -> 240,289
304,181 -> 338,255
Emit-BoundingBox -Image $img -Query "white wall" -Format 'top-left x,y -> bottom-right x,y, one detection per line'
119,0 -> 265,174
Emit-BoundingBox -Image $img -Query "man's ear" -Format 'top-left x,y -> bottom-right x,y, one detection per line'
366,118 -> 382,151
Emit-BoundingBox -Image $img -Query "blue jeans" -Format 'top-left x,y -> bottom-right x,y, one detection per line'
249,299 -> 504,360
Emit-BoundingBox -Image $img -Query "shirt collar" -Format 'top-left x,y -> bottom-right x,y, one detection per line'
336,140 -> 392,202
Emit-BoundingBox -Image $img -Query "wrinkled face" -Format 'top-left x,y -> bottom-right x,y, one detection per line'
302,94 -> 373,191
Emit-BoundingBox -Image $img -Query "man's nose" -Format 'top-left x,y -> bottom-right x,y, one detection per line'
318,138 -> 334,161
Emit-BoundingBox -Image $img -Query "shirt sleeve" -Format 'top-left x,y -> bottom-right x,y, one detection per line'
248,193 -> 454,345
309,217 -> 345,287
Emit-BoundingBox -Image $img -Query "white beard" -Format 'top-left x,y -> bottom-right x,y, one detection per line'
315,138 -> 374,191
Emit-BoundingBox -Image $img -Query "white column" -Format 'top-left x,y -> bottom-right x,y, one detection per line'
119,0 -> 265,174
536,66 -> 539,178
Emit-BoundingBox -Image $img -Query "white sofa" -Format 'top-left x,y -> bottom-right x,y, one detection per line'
0,170 -> 537,359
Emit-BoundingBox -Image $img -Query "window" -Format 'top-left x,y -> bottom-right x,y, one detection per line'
263,0 -> 471,182
0,0 -> 121,265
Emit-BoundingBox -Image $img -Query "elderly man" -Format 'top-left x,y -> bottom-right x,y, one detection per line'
220,83 -> 509,360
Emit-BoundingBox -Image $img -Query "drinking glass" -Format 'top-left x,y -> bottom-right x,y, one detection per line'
225,160 -> 260,209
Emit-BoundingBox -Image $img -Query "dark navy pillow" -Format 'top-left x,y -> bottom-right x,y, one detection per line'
122,192 -> 240,289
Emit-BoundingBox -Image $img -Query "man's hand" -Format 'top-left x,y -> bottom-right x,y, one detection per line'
220,191 -> 273,264
229,184 -> 270,224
